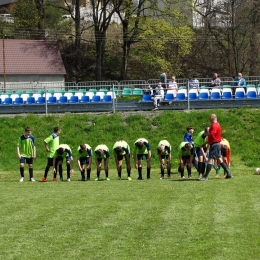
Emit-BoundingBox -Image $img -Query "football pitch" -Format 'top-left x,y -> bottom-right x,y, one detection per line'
0,166 -> 259,260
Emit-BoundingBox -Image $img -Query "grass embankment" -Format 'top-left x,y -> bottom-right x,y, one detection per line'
0,109 -> 259,260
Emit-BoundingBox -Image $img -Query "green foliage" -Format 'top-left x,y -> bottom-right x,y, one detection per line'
139,18 -> 194,76
13,0 -> 40,29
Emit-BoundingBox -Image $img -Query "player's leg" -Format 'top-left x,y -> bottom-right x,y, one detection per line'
137,154 -> 143,180
179,157 -> 185,178
186,157 -> 192,178
146,154 -> 151,179
125,154 -> 132,180
104,158 -> 110,180
159,155 -> 165,179
95,158 -> 102,180
66,156 -> 72,181
41,158 -> 53,182
27,158 -> 35,182
19,157 -> 25,182
166,154 -> 171,178
86,157 -> 91,181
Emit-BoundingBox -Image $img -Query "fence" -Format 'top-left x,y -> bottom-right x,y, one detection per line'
1,78 -> 260,115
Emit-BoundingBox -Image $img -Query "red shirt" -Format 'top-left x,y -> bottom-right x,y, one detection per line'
208,122 -> 222,144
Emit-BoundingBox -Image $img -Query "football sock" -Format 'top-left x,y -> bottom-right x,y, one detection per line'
59,164 -> 63,179
201,162 -> 206,175
161,168 -> 164,174
87,169 -> 91,179
44,166 -> 50,178
67,164 -> 71,179
138,167 -> 142,179
216,167 -> 221,175
96,171 -> 100,178
180,169 -> 184,177
147,167 -> 151,179
127,169 -> 131,177
198,162 -> 202,175
204,164 -> 212,178
220,162 -> 231,175
81,169 -> 85,179
187,166 -> 191,177
20,167 -> 24,178
118,170 -> 122,178
29,168 -> 33,179
105,171 -> 109,178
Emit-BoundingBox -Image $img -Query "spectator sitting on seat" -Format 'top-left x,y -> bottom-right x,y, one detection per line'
168,76 -> 178,100
210,73 -> 221,88
189,75 -> 200,91
234,73 -> 246,87
153,82 -> 164,110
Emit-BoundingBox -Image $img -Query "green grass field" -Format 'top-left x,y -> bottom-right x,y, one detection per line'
0,110 -> 260,259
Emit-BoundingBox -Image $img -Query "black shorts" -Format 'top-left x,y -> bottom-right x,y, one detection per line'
79,157 -> 90,166
209,143 -> 221,159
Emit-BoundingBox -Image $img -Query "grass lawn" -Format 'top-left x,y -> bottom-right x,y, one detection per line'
1,160 -> 260,260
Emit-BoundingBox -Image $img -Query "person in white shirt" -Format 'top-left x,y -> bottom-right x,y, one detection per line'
168,76 -> 178,97
153,82 -> 164,110
189,75 -> 200,91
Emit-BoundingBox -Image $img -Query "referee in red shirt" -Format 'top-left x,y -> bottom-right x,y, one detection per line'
199,114 -> 232,180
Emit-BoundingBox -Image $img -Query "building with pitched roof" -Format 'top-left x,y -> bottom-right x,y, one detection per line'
0,39 -> 66,88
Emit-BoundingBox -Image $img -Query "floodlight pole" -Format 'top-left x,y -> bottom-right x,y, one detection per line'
112,84 -> 116,113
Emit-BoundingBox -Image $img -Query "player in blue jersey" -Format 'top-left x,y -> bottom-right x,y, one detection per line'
16,127 -> 36,182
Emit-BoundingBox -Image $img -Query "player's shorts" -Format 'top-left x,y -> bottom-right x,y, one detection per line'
20,157 -> 33,164
47,157 -> 54,167
56,156 -> 71,163
181,155 -> 191,160
117,154 -> 130,161
79,157 -> 90,166
196,147 -> 207,157
208,143 -> 221,159
160,154 -> 170,160
137,154 -> 149,161
96,157 -> 108,163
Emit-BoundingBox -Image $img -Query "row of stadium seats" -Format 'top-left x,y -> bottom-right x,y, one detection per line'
0,92 -> 116,105
141,87 -> 259,102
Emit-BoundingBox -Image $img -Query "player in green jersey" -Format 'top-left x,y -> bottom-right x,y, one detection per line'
133,138 -> 151,180
194,127 -> 209,178
77,144 -> 92,181
53,144 -> 73,181
16,127 -> 36,182
94,144 -> 110,181
157,140 -> 172,179
113,140 -> 132,180
40,127 -> 61,182
177,142 -> 192,179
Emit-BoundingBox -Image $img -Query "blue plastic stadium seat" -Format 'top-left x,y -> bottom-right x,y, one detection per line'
92,95 -> 101,102
235,91 -> 245,99
27,97 -> 36,104
4,97 -> 13,105
211,92 -> 221,100
14,97 -> 24,105
222,92 -> 232,99
189,92 -> 197,100
48,96 -> 57,104
103,95 -> 112,102
69,95 -> 79,103
176,93 -> 186,101
59,96 -> 68,103
199,92 -> 209,100
247,91 -> 257,99
37,97 -> 46,104
164,93 -> 174,101
142,94 -> 152,102
80,96 -> 90,103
